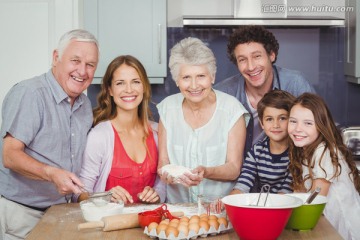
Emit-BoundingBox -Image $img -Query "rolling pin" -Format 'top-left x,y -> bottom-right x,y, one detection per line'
78,211 -> 184,231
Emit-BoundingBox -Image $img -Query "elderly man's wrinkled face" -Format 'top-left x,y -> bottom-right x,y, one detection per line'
52,40 -> 99,104
176,64 -> 214,104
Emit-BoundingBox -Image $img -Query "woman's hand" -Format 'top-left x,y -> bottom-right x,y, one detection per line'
177,169 -> 204,187
110,186 -> 134,204
158,168 -> 176,184
138,186 -> 160,203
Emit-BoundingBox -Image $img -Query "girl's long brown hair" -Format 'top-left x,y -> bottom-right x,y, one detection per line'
92,55 -> 153,136
289,93 -> 360,194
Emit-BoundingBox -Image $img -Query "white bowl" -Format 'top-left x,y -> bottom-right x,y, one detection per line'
80,200 -> 124,221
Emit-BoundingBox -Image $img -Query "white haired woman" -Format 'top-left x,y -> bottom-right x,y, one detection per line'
157,37 -> 250,203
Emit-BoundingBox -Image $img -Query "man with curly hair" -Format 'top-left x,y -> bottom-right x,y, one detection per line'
215,25 -> 315,157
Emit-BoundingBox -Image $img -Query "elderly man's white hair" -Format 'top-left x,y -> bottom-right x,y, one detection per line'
57,29 -> 100,59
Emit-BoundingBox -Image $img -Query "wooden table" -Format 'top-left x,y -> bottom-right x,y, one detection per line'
26,203 -> 343,240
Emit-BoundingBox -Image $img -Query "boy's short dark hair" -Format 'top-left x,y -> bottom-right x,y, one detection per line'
257,89 -> 296,123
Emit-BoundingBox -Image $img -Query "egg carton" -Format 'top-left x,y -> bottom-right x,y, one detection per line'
143,222 -> 233,240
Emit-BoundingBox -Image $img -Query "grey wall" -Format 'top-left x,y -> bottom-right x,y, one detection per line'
88,26 -> 360,127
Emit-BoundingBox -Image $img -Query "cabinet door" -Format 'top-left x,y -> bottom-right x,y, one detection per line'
84,0 -> 167,83
344,0 -> 360,84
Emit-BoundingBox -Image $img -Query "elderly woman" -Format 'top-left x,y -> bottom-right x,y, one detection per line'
157,37 -> 249,203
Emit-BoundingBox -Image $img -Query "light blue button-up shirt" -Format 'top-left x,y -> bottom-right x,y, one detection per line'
0,70 -> 93,208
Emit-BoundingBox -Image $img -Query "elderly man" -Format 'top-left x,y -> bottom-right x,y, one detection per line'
0,29 -> 99,240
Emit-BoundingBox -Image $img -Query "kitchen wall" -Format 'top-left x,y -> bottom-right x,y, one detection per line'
0,0 -> 81,125
88,25 -> 360,127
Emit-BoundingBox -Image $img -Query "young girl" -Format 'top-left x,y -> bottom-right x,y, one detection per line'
288,93 -> 360,240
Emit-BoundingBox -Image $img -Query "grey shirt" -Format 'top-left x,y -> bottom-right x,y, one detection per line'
0,70 -> 93,208
214,65 -> 315,156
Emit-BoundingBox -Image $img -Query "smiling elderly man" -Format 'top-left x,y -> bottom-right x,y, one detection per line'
0,29 -> 99,240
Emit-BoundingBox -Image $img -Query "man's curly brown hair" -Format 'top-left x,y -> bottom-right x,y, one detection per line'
227,25 -> 279,65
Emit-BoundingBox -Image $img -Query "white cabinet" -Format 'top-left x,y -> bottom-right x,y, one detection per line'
83,0 -> 167,84
344,0 -> 360,84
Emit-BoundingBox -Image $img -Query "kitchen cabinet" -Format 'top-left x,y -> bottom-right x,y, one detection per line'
83,0 -> 167,84
344,0 -> 360,84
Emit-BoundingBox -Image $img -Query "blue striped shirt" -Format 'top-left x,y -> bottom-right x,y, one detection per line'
234,137 -> 293,193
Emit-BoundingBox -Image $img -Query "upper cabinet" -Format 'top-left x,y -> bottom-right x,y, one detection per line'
344,0 -> 360,84
83,0 -> 167,84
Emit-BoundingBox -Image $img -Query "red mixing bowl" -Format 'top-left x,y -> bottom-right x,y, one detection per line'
222,193 -> 303,240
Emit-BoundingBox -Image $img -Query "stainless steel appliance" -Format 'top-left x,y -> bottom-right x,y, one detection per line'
341,126 -> 360,170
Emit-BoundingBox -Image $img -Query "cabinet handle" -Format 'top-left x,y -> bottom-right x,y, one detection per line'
158,24 -> 162,64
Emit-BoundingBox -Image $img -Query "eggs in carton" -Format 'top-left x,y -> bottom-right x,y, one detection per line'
143,214 -> 232,240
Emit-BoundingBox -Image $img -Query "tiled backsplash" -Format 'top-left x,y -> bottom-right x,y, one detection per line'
88,27 -> 360,127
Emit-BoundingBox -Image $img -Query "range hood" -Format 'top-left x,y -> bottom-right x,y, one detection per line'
183,0 -> 345,27
183,15 -> 345,27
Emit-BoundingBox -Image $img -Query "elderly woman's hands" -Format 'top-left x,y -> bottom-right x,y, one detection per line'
158,165 -> 205,187
176,166 -> 205,187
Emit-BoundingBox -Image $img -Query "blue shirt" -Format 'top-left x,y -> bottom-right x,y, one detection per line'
214,65 -> 315,156
234,137 -> 293,193
0,70 -> 93,208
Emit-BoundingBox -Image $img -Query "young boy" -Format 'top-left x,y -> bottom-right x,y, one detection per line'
231,89 -> 295,194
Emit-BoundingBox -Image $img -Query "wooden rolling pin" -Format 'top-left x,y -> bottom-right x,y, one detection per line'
78,211 -> 184,231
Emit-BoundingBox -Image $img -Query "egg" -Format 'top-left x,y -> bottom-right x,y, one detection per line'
159,219 -> 170,225
165,226 -> 179,237
169,218 -> 180,225
177,224 -> 189,236
156,223 -> 168,235
168,221 -> 179,228
188,222 -> 200,234
217,217 -> 228,228
179,216 -> 190,223
189,215 -> 200,224
147,222 -> 158,232
199,220 -> 210,231
178,221 -> 189,227
200,215 -> 209,222
199,213 -> 208,218
208,219 -> 220,230
208,215 -> 218,220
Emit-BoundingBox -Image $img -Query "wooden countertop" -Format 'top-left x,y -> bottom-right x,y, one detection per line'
26,203 -> 343,240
